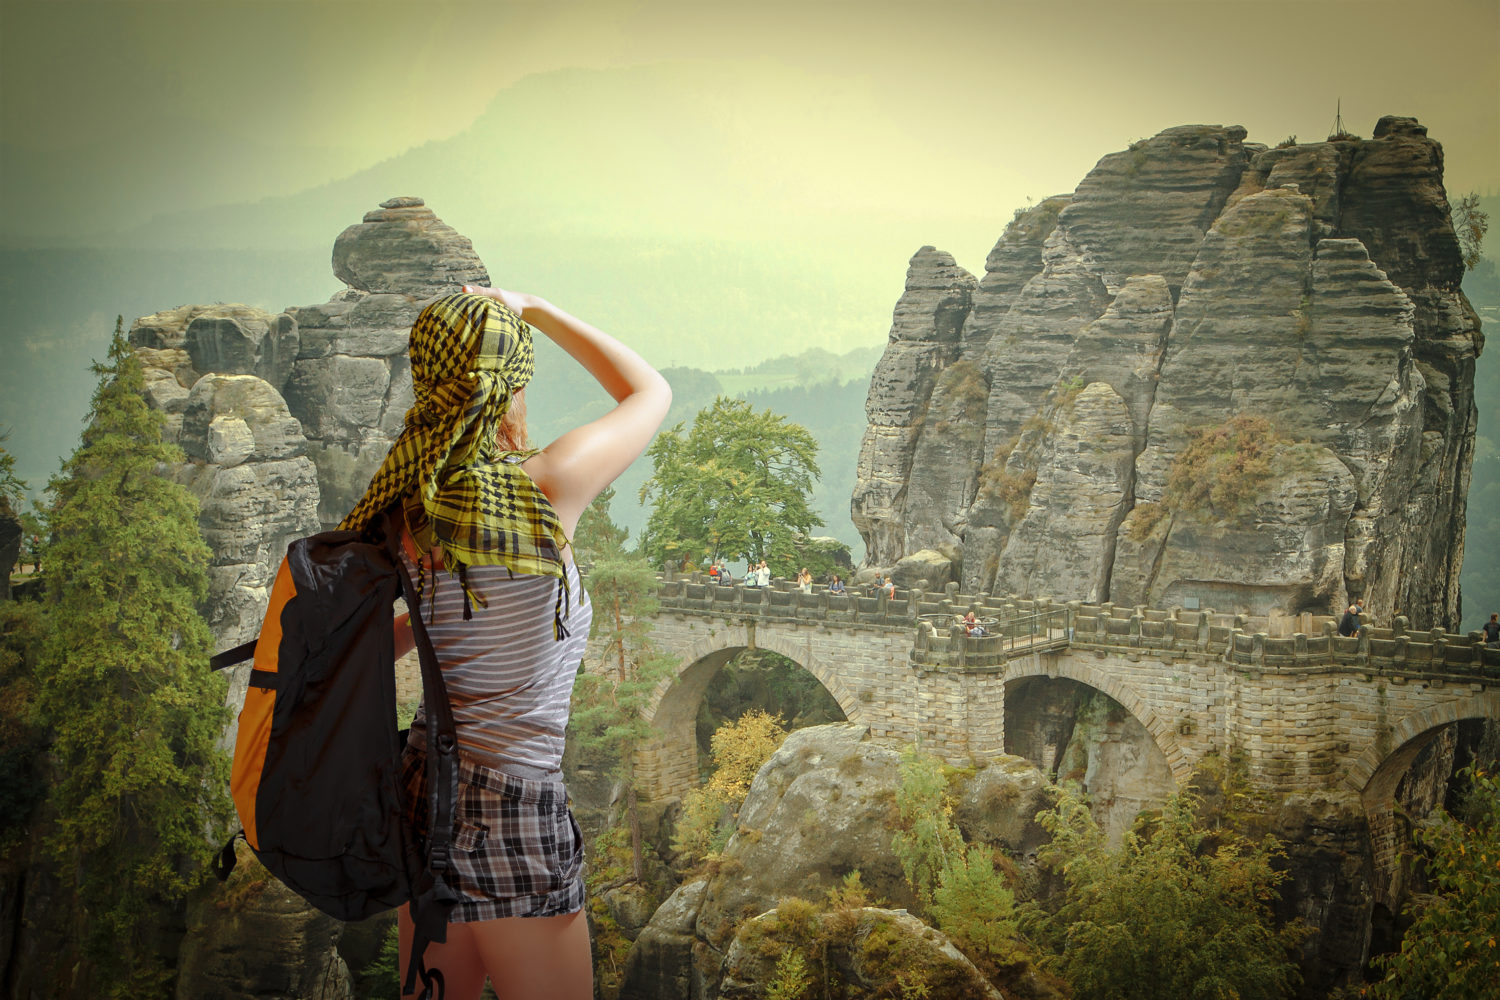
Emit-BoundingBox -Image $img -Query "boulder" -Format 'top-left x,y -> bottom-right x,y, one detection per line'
693,724 -> 918,954
619,879 -> 710,1000
184,305 -> 299,391
718,905 -> 1003,1000
175,857 -> 354,1000
331,196 -> 489,297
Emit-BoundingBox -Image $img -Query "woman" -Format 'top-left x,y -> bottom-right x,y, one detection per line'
341,287 -> 670,1000
796,566 -> 812,593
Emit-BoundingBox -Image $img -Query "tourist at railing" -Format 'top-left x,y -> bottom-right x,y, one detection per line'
796,567 -> 813,594
1338,598 -> 1366,637
828,575 -> 846,595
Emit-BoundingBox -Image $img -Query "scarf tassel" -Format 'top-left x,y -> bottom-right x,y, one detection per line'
553,574 -> 571,641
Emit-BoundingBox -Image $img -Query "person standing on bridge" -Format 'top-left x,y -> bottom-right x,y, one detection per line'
344,287 -> 672,1000
1483,613 -> 1499,647
1338,598 -> 1365,637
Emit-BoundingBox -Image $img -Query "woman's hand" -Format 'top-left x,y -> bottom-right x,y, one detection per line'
461,284 -> 530,318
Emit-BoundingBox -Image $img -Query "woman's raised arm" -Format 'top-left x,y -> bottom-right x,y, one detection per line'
461,285 -> 672,538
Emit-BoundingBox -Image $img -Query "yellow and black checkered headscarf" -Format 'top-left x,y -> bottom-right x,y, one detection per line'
340,292 -> 571,632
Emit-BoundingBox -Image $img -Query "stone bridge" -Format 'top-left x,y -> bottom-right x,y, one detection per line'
628,576 -> 1500,843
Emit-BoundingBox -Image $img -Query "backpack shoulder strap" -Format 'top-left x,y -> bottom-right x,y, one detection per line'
210,639 -> 258,672
383,509 -> 462,999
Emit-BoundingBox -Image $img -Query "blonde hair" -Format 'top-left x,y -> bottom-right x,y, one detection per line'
497,386 -> 530,452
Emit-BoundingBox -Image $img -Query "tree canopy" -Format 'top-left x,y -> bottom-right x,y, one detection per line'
1030,783 -> 1304,1000
1371,764 -> 1500,1000
36,320 -> 230,996
638,397 -> 821,571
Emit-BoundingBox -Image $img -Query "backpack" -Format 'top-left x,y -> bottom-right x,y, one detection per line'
210,508 -> 459,1000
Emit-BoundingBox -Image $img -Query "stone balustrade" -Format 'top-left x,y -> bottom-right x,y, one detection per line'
650,572 -> 1500,681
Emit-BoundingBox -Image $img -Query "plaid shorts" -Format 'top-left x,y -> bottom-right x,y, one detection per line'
401,745 -> 586,922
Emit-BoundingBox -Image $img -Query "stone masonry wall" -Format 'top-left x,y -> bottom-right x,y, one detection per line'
631,575 -> 1500,803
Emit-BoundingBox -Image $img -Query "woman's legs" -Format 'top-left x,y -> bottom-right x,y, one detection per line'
470,910 -> 593,1000
397,905 -> 593,1000
398,904 -> 489,1000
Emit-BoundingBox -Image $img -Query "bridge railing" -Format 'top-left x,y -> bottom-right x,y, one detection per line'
911,608 -> 1073,669
649,572 -> 1500,680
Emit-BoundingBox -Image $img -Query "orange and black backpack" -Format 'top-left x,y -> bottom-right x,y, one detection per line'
210,509 -> 459,1000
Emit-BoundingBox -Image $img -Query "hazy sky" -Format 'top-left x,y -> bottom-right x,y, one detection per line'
3,0 -> 1497,250
1,0 -> 1497,493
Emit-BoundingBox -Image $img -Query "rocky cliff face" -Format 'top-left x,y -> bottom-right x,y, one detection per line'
120,196 -> 485,997
853,118 -> 1480,629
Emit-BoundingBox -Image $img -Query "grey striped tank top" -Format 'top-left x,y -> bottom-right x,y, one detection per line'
402,552 -> 592,774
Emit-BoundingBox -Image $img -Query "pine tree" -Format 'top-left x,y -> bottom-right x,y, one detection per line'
37,319 -> 231,997
568,491 -> 675,882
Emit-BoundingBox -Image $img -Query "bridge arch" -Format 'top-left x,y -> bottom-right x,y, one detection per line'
1001,655 -> 1191,785
641,624 -> 864,800
1346,689 -> 1500,805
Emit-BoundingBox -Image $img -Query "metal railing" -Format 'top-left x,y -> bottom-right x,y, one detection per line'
912,607 -> 1073,669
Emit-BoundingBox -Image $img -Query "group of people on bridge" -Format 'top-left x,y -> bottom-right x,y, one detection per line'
703,560 -> 893,600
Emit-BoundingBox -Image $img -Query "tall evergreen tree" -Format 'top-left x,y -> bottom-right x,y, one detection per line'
37,319 -> 230,997
568,491 -> 675,882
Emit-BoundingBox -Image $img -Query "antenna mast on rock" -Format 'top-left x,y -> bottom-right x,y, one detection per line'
1329,99 -> 1350,140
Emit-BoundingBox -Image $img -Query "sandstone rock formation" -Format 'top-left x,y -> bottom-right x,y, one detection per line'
174,861 -> 355,1000
109,198 -> 486,993
620,723 -> 1053,999
718,905 -> 1004,1000
853,118 -> 1480,629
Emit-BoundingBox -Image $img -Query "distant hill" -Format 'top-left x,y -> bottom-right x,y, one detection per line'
3,62 -> 1025,489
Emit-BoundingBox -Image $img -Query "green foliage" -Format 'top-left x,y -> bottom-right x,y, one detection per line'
672,782 -> 735,865
1029,783 -> 1304,1000
695,649 -> 845,754
930,843 -> 1020,963
1276,135 -> 1298,148
1451,191 -> 1490,272
638,396 -> 822,569
0,601 -> 48,852
891,747 -> 965,908
360,923 -> 402,1000
568,493 -> 676,881
570,493 -> 673,778
35,320 -> 231,994
673,710 -> 787,868
0,434 -> 28,509
579,824 -> 640,993
891,747 -> 1022,971
573,484 -> 628,562
790,535 -> 850,584
1370,765 -> 1500,1000
1164,414 -> 1288,520
766,948 -> 814,1000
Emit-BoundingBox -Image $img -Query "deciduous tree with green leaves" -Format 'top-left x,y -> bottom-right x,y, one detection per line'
36,320 -> 231,997
1030,784 -> 1303,1000
638,397 -> 821,571
1370,764 -> 1500,1000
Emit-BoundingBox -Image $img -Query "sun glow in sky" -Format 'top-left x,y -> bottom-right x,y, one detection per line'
0,0 -> 1496,491
3,0 -> 1496,250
